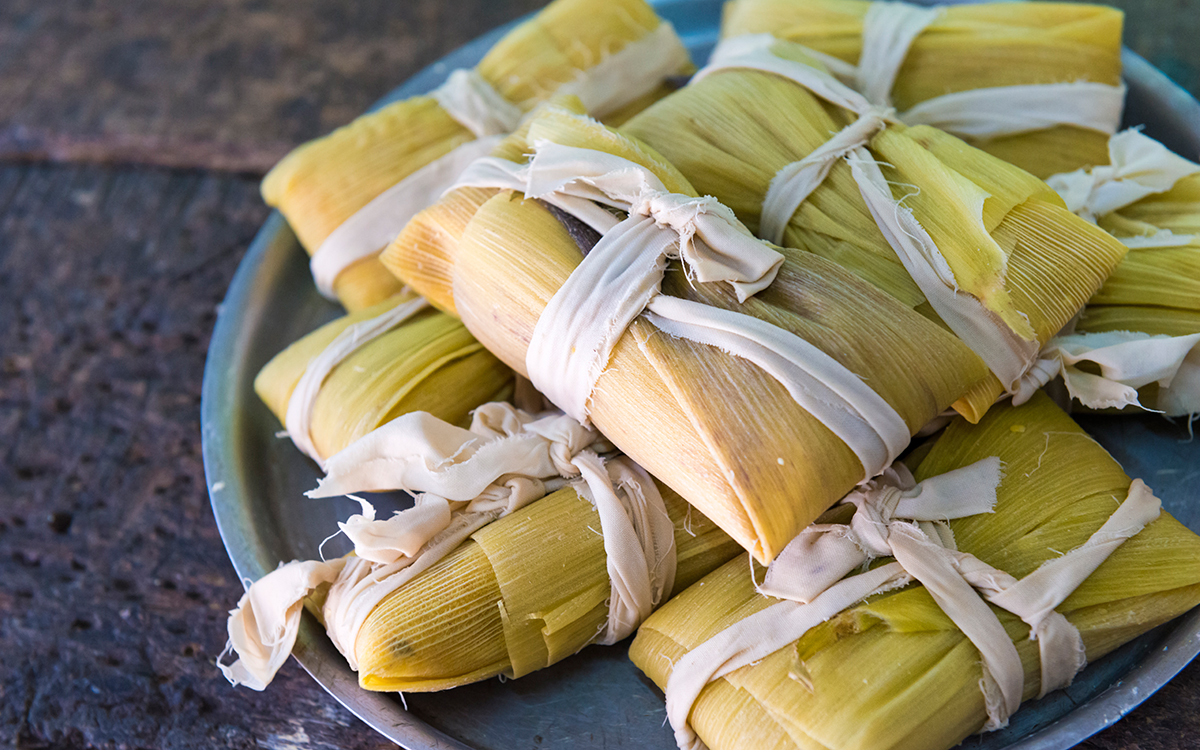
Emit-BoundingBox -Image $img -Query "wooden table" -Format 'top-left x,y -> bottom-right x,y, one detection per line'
1,1 -> 1197,748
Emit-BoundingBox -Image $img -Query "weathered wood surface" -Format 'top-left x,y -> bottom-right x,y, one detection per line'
0,0 -> 547,174
0,0 -> 1199,748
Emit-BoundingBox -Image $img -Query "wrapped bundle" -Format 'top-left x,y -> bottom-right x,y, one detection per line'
1029,130 -> 1200,415
381,98 -> 1125,563
632,392 -> 1200,750
618,37 -> 1128,420
219,403 -> 740,691
261,0 -> 691,311
720,0 -> 1125,178
254,291 -> 512,464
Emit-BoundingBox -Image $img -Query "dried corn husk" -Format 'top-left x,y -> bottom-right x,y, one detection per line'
1036,134 -> 1200,414
262,0 -> 691,311
254,292 -> 513,463
617,43 -> 1126,420
631,392 -> 1200,750
349,479 -> 741,691
386,101 -> 1002,562
721,0 -> 1124,177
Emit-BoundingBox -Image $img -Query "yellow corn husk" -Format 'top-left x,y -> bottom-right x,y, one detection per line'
253,292 -> 513,462
387,101 -> 995,563
721,0 -> 1123,178
1055,165 -> 1200,415
631,392 -> 1200,750
381,96 -> 591,315
1085,172 -> 1200,315
618,56 -> 1127,422
335,480 -> 742,692
261,0 -> 690,312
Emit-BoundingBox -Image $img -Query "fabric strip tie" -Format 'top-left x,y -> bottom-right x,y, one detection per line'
284,296 -> 430,466
1015,330 -> 1200,414
664,467 -> 1161,750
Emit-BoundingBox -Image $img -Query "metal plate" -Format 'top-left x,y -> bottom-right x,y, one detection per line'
201,2 -> 1200,748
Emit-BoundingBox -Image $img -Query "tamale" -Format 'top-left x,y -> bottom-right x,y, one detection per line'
631,392 -> 1200,750
254,292 -> 512,463
220,403 -> 740,692
261,0 -> 692,311
351,479 -> 740,691
618,39 -> 1127,420
1038,132 -> 1200,414
721,0 -> 1124,177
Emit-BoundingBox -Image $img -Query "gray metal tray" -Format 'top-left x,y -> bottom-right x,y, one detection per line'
201,1 -> 1200,747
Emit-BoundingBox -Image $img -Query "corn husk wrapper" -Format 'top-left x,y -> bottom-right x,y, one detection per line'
254,292 -> 513,463
261,0 -> 690,311
305,478 -> 742,692
631,392 -> 1200,750
618,51 -> 1127,422
721,0 -> 1123,178
385,102 -> 996,563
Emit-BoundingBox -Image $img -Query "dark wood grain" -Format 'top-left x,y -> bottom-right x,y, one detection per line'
0,162 -> 391,749
0,0 -> 548,174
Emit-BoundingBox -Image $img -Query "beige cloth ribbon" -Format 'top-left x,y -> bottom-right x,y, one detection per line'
696,33 -> 1044,394
1048,129 -> 1200,223
307,22 -> 690,301
665,467 -> 1162,750
1016,330 -> 1200,414
219,403 -> 675,686
284,296 -> 429,466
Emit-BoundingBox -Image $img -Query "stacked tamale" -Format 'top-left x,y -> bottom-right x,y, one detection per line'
264,0 -> 691,311
218,0 -> 1200,747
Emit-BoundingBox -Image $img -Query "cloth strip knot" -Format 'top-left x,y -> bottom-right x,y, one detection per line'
284,295 -> 430,466
697,33 -> 1043,394
664,466 -> 1162,750
1048,129 -> 1200,223
452,137 -> 910,480
306,22 -> 690,300
219,402 -> 675,686
1014,330 -> 1200,414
